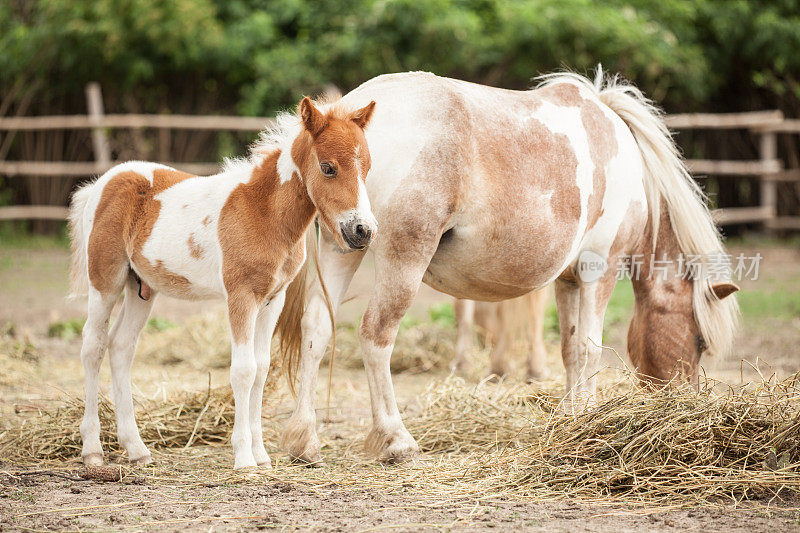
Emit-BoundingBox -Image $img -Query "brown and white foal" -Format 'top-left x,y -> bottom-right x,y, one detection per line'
68,98 -> 377,469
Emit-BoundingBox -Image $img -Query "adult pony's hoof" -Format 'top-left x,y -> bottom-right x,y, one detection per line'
288,453 -> 326,468
129,453 -> 153,466
280,420 -> 324,466
365,426 -> 419,464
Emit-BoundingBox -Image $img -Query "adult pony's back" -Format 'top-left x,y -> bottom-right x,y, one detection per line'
279,69 -> 740,464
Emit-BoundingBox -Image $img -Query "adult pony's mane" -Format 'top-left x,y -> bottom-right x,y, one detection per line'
536,68 -> 739,359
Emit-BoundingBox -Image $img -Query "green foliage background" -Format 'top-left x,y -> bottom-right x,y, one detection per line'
2,0 -> 800,227
4,0 -> 800,117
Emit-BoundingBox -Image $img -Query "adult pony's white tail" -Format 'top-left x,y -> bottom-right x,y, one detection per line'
68,181 -> 95,298
538,67 -> 739,358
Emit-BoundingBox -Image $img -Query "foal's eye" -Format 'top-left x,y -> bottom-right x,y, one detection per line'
320,162 -> 336,177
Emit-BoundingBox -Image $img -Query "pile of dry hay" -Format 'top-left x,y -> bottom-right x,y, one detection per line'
1,358 -> 283,462
3,370 -> 799,505
406,375 -> 800,503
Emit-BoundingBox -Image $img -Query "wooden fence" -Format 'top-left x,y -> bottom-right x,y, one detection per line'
1,83 -> 799,230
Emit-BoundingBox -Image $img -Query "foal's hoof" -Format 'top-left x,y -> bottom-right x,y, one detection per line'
82,453 -> 104,467
129,453 -> 153,466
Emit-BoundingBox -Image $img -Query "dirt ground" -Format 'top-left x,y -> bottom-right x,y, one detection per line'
1,242 -> 799,531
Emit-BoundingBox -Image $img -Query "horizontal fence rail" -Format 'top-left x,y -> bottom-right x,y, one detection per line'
0,83 -> 798,231
0,114 -> 275,131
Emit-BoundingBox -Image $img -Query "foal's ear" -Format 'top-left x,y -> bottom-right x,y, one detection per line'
710,282 -> 739,300
299,97 -> 327,137
349,101 -> 376,129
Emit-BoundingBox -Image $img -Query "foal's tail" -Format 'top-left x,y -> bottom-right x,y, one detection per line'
67,180 -> 96,298
276,225 -> 336,394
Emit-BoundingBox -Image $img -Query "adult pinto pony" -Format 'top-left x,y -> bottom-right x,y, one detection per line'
68,97 -> 377,469
279,70 -> 740,465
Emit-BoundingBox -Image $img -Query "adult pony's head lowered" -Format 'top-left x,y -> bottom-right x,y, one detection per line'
544,69 -> 740,386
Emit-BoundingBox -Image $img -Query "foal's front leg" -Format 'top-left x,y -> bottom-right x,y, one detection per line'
248,290 -> 286,467
227,292 -> 260,469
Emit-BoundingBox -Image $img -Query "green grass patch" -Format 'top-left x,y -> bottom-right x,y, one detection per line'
428,302 -> 455,328
0,222 -> 70,250
147,317 -> 179,332
47,318 -> 85,340
737,289 -> 800,321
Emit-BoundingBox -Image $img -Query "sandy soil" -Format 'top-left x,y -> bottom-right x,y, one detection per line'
1,243 -> 799,531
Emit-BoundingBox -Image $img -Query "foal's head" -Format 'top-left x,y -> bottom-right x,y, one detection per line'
296,97 -> 378,251
627,275 -> 738,387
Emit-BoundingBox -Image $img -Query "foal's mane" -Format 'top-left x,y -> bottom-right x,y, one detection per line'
537,68 -> 740,358
223,97 -> 344,175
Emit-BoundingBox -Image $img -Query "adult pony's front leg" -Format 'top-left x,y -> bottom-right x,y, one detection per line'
227,292 -> 260,469
281,231 -> 366,464
360,245 -> 438,463
248,290 -> 286,467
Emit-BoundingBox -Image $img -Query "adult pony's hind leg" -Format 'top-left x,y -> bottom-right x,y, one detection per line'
80,287 -> 121,466
249,289 -> 286,467
451,299 -> 475,372
282,229 -> 366,465
108,277 -> 155,464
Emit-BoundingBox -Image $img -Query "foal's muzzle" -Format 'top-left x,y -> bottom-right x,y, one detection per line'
340,219 -> 376,250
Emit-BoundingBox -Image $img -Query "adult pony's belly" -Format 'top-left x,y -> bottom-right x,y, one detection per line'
423,221 -> 577,301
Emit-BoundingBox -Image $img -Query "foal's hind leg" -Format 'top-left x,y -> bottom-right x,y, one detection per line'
80,288 -> 119,466
249,289 -> 286,467
108,277 -> 155,464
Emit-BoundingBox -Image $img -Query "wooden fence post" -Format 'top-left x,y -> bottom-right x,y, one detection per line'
759,131 -> 778,232
85,82 -> 111,171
